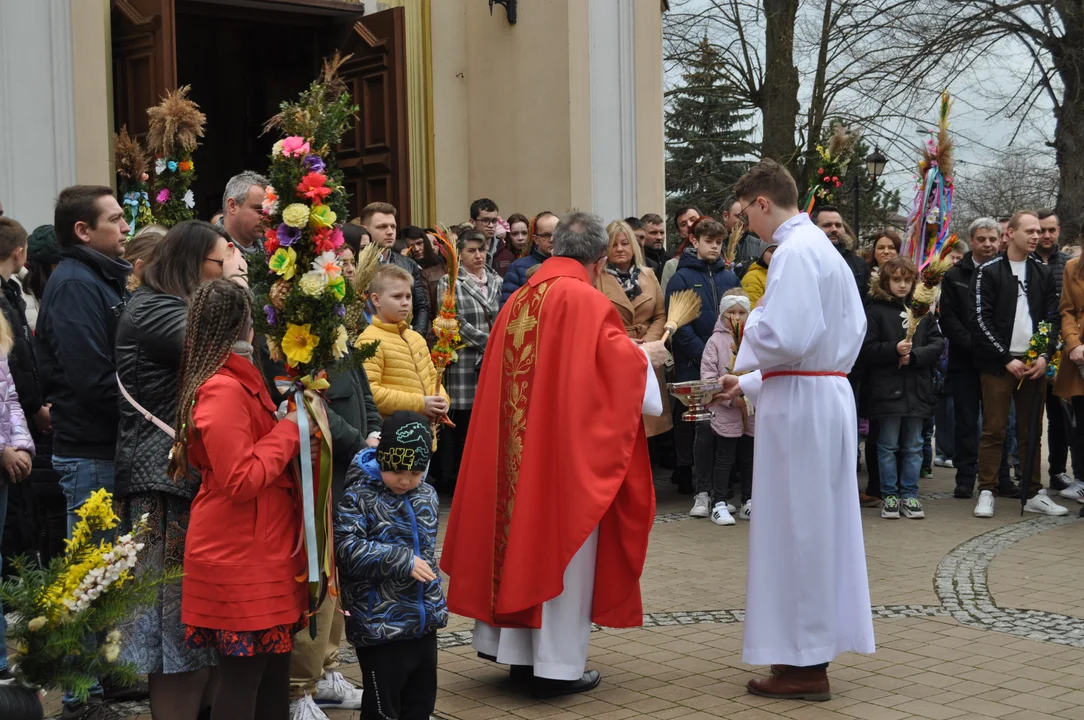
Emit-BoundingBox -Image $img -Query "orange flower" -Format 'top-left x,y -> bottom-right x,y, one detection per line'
296,172 -> 332,203
178,160 -> 194,172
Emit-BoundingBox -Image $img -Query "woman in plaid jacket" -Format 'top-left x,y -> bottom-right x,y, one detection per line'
434,231 -> 501,491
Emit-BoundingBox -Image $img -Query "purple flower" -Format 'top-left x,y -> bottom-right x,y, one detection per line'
335,305 -> 346,317
303,154 -> 326,174
276,223 -> 301,247
264,304 -> 277,325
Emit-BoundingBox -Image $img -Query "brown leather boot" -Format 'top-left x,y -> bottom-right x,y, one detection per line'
770,664 -> 790,676
748,667 -> 831,701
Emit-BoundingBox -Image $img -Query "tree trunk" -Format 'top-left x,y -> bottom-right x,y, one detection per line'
1052,21 -> 1083,241
759,0 -> 800,169
798,0 -> 834,195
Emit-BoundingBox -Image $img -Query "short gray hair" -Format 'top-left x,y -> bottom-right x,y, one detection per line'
222,171 -> 269,213
553,211 -> 608,263
968,217 -> 1000,239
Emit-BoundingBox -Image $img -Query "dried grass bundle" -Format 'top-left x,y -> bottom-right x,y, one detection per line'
352,241 -> 384,297
662,290 -> 703,342
114,126 -> 148,182
828,122 -> 860,170
264,52 -> 353,151
726,220 -> 745,266
935,90 -> 955,180
145,85 -> 206,158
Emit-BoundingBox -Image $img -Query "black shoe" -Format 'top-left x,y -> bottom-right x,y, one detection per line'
999,484 -> 1022,499
670,466 -> 691,485
510,665 -> 533,683
1051,473 -> 1073,491
531,670 -> 602,699
953,486 -> 974,499
61,699 -> 123,720
102,678 -> 149,703
478,652 -> 497,662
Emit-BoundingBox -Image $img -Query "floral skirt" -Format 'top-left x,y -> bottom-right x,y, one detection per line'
114,492 -> 217,675
184,617 -> 307,657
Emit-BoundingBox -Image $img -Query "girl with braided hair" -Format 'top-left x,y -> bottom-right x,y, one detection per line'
171,279 -> 315,720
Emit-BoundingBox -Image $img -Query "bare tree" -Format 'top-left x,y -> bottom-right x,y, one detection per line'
852,0 -> 1084,238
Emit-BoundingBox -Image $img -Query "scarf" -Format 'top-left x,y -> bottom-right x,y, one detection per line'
606,263 -> 642,301
467,268 -> 488,287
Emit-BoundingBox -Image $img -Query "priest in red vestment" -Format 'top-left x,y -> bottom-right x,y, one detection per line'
441,210 -> 667,698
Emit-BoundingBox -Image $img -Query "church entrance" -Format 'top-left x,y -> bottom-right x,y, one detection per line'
111,0 -> 412,223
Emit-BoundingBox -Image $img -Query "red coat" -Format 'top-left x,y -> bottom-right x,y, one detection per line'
441,257 -> 656,629
181,353 -> 306,632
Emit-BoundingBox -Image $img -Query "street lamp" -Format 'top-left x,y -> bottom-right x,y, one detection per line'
848,146 -> 888,242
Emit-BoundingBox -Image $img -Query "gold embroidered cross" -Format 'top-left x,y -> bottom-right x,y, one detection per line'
507,305 -> 538,349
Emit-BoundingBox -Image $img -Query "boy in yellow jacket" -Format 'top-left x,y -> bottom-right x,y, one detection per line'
360,265 -> 450,421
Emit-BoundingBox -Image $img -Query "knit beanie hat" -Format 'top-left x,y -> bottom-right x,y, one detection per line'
28,225 -> 61,265
377,411 -> 433,473
758,239 -> 778,261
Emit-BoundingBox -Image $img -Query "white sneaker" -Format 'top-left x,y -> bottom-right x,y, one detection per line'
711,502 -> 736,526
727,501 -> 737,513
1024,489 -> 1070,516
689,492 -> 711,518
291,694 -> 331,720
974,490 -> 995,518
1059,480 -> 1084,502
315,671 -> 364,710
934,457 -> 954,468
739,500 -> 751,520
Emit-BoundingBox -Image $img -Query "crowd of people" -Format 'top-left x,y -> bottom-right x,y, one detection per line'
0,163 -> 1081,720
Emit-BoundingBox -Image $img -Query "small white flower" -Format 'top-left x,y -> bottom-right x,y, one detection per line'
183,190 -> 195,209
102,643 -> 120,663
155,158 -> 167,175
140,513 -> 150,524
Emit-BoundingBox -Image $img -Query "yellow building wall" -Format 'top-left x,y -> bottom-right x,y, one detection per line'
71,0 -> 114,187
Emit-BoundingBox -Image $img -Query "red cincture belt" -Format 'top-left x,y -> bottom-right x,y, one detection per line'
762,370 -> 847,380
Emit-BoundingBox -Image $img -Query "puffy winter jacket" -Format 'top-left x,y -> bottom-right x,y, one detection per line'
970,253 -> 1059,375
0,357 -> 35,457
500,248 -> 549,306
1034,249 -> 1070,302
0,277 -> 42,424
740,261 -> 768,308
700,314 -> 754,438
665,249 -> 739,382
114,288 -> 192,499
359,317 -> 449,418
860,284 -> 944,419
334,448 -> 448,648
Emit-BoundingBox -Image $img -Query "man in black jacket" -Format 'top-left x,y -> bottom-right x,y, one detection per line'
970,210 -> 1067,519
641,212 -> 668,271
360,201 -> 430,335
1033,210 -> 1083,491
940,218 -> 1003,498
36,185 -> 132,717
813,204 -> 870,299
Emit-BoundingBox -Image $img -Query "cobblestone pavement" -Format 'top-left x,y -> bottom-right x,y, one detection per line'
45,464 -> 1084,719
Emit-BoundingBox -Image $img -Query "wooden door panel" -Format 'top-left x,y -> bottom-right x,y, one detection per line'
335,7 -> 410,224
111,0 -> 176,138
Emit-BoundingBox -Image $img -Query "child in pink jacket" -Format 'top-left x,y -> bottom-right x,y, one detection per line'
689,289 -> 754,526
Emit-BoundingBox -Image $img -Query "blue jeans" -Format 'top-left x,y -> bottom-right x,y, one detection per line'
0,480 -> 7,671
53,456 -> 112,704
878,416 -> 924,499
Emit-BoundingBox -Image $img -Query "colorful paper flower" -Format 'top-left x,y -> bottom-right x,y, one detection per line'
269,247 -> 298,280
167,161 -> 178,172
327,276 -> 346,301
277,223 -> 301,247
282,203 -> 310,229
281,136 -> 311,158
313,226 -> 344,254
309,204 -> 336,230
183,190 -> 195,209
267,336 -> 285,363
299,271 -> 326,297
264,304 -> 277,325
265,235 -> 280,255
297,172 -> 332,203
156,188 -> 171,204
178,160 -> 194,172
155,158 -> 167,175
332,324 -> 349,359
262,185 -> 279,216
281,323 -> 319,366
303,155 -> 326,174
311,251 -> 342,282
272,139 -> 285,157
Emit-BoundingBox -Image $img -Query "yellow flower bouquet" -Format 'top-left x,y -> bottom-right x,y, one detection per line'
0,489 -> 181,702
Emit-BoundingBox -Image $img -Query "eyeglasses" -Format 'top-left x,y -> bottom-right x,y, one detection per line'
204,257 -> 225,268
476,217 -> 499,226
535,232 -> 553,240
737,198 -> 758,226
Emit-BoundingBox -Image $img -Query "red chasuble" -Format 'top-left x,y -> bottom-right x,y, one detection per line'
442,257 -> 656,629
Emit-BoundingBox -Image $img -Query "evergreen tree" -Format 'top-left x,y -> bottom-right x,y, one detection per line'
665,37 -> 757,242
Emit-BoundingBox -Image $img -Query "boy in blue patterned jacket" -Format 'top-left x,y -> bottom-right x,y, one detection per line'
335,411 -> 448,719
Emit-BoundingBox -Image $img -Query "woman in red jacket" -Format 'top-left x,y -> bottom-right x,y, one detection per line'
168,279 -> 313,720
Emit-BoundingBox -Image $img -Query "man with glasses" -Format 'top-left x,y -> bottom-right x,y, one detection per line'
500,211 -> 558,305
470,197 -> 502,265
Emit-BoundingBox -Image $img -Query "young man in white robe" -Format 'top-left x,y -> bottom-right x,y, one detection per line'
719,159 -> 876,700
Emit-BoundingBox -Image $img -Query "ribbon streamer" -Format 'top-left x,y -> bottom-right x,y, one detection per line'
295,389 -> 319,587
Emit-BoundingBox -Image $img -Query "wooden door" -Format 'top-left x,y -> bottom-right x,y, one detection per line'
111,0 -> 177,139
334,7 -> 411,225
